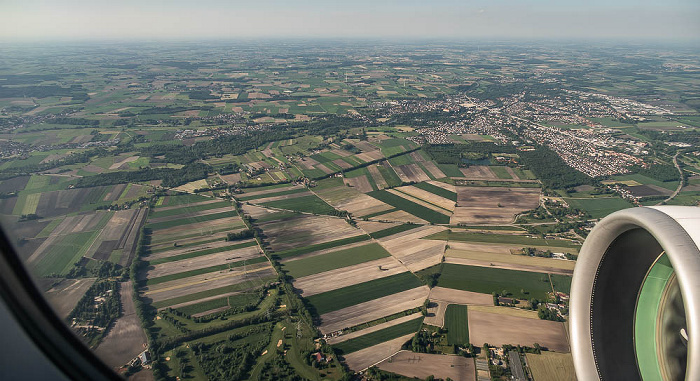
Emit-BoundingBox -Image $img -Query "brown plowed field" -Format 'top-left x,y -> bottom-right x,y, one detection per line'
386,189 -> 451,215
395,185 -> 455,211
377,351 -> 476,381
146,239 -> 254,261
459,166 -> 497,179
451,187 -> 540,225
367,164 -> 389,189
444,249 -> 576,272
370,209 -> 427,224
396,164 -> 430,183
149,216 -> 244,238
468,310 -> 569,352
428,287 -> 494,306
260,215 -> 361,251
95,281 -> 148,368
344,175 -> 374,193
319,286 -> 429,334
44,278 -> 97,318
356,221 -> 401,234
293,257 -> 405,297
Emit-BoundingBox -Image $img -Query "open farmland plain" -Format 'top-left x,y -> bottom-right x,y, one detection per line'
377,350 -> 476,381
468,309 -> 569,352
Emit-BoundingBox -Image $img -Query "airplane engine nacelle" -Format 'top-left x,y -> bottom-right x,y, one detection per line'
570,206 -> 700,381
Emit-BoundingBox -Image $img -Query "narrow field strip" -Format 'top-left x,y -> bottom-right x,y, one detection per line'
411,182 -> 458,201
146,210 -> 239,230
148,200 -> 231,219
146,256 -> 269,286
236,186 -> 308,201
147,240 -> 258,265
272,235 -> 371,260
367,190 -> 450,224
307,272 -> 423,315
281,243 -> 390,279
333,316 -> 423,354
369,224 -> 422,239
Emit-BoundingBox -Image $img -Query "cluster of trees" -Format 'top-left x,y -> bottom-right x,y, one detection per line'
519,146 -> 593,189
75,163 -> 210,188
0,84 -> 89,101
226,229 -> 255,241
67,280 -> 121,346
537,305 -> 565,322
192,332 -> 270,380
632,163 -> 679,182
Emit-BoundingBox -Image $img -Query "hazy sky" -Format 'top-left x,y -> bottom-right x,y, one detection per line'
1,0 -> 699,42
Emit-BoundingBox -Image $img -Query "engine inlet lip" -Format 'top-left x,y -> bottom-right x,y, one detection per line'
570,206 -> 700,381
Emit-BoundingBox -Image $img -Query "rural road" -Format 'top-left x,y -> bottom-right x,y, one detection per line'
657,152 -> 683,206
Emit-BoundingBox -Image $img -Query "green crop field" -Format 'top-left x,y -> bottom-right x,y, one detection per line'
146,210 -> 239,230
437,263 -> 553,300
147,240 -> 258,265
32,231 -> 95,276
333,316 -> 423,354
388,153 -> 415,166
563,197 -> 633,219
307,272 -> 423,315
281,243 -> 390,279
550,274 -> 572,294
612,173 -> 678,191
489,166 -> 512,179
148,200 -> 231,218
150,275 -> 276,309
261,194 -> 336,215
445,304 -> 469,345
368,190 -> 451,224
272,235 -> 371,260
437,164 -> 464,177
377,164 -> 402,188
413,182 -> 457,201
158,194 -> 211,207
425,230 -> 580,248
369,224 -> 421,239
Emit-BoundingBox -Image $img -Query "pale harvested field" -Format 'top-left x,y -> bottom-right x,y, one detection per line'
444,257 -> 574,276
260,215 -> 361,251
95,281 -> 148,368
345,175 -> 374,193
445,245 -> 576,271
420,161 -> 447,179
525,352 -> 577,381
143,263 -> 275,303
147,206 -> 233,224
327,313 -> 424,345
428,287 -> 494,306
219,173 -> 242,184
240,204 -> 280,219
367,164 -> 389,189
459,166 -> 497,179
467,305 -> 540,319
386,189 -> 451,215
44,278 -> 97,318
356,150 -> 385,162
468,310 -> 569,352
356,220 -> 401,234
87,209 -> 140,259
251,191 -> 312,204
293,257 -> 405,297
320,191 -> 393,217
395,185 -> 456,211
343,334 -> 416,371
423,301 -> 447,327
396,164 -> 431,183
377,351 -> 476,381
330,148 -> 352,157
109,156 -> 140,170
171,179 -> 209,193
142,246 -> 262,280
451,187 -> 540,225
427,180 -> 456,192
149,216 -> 244,238
377,225 -> 447,269
279,240 -> 374,263
319,286 -> 429,334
